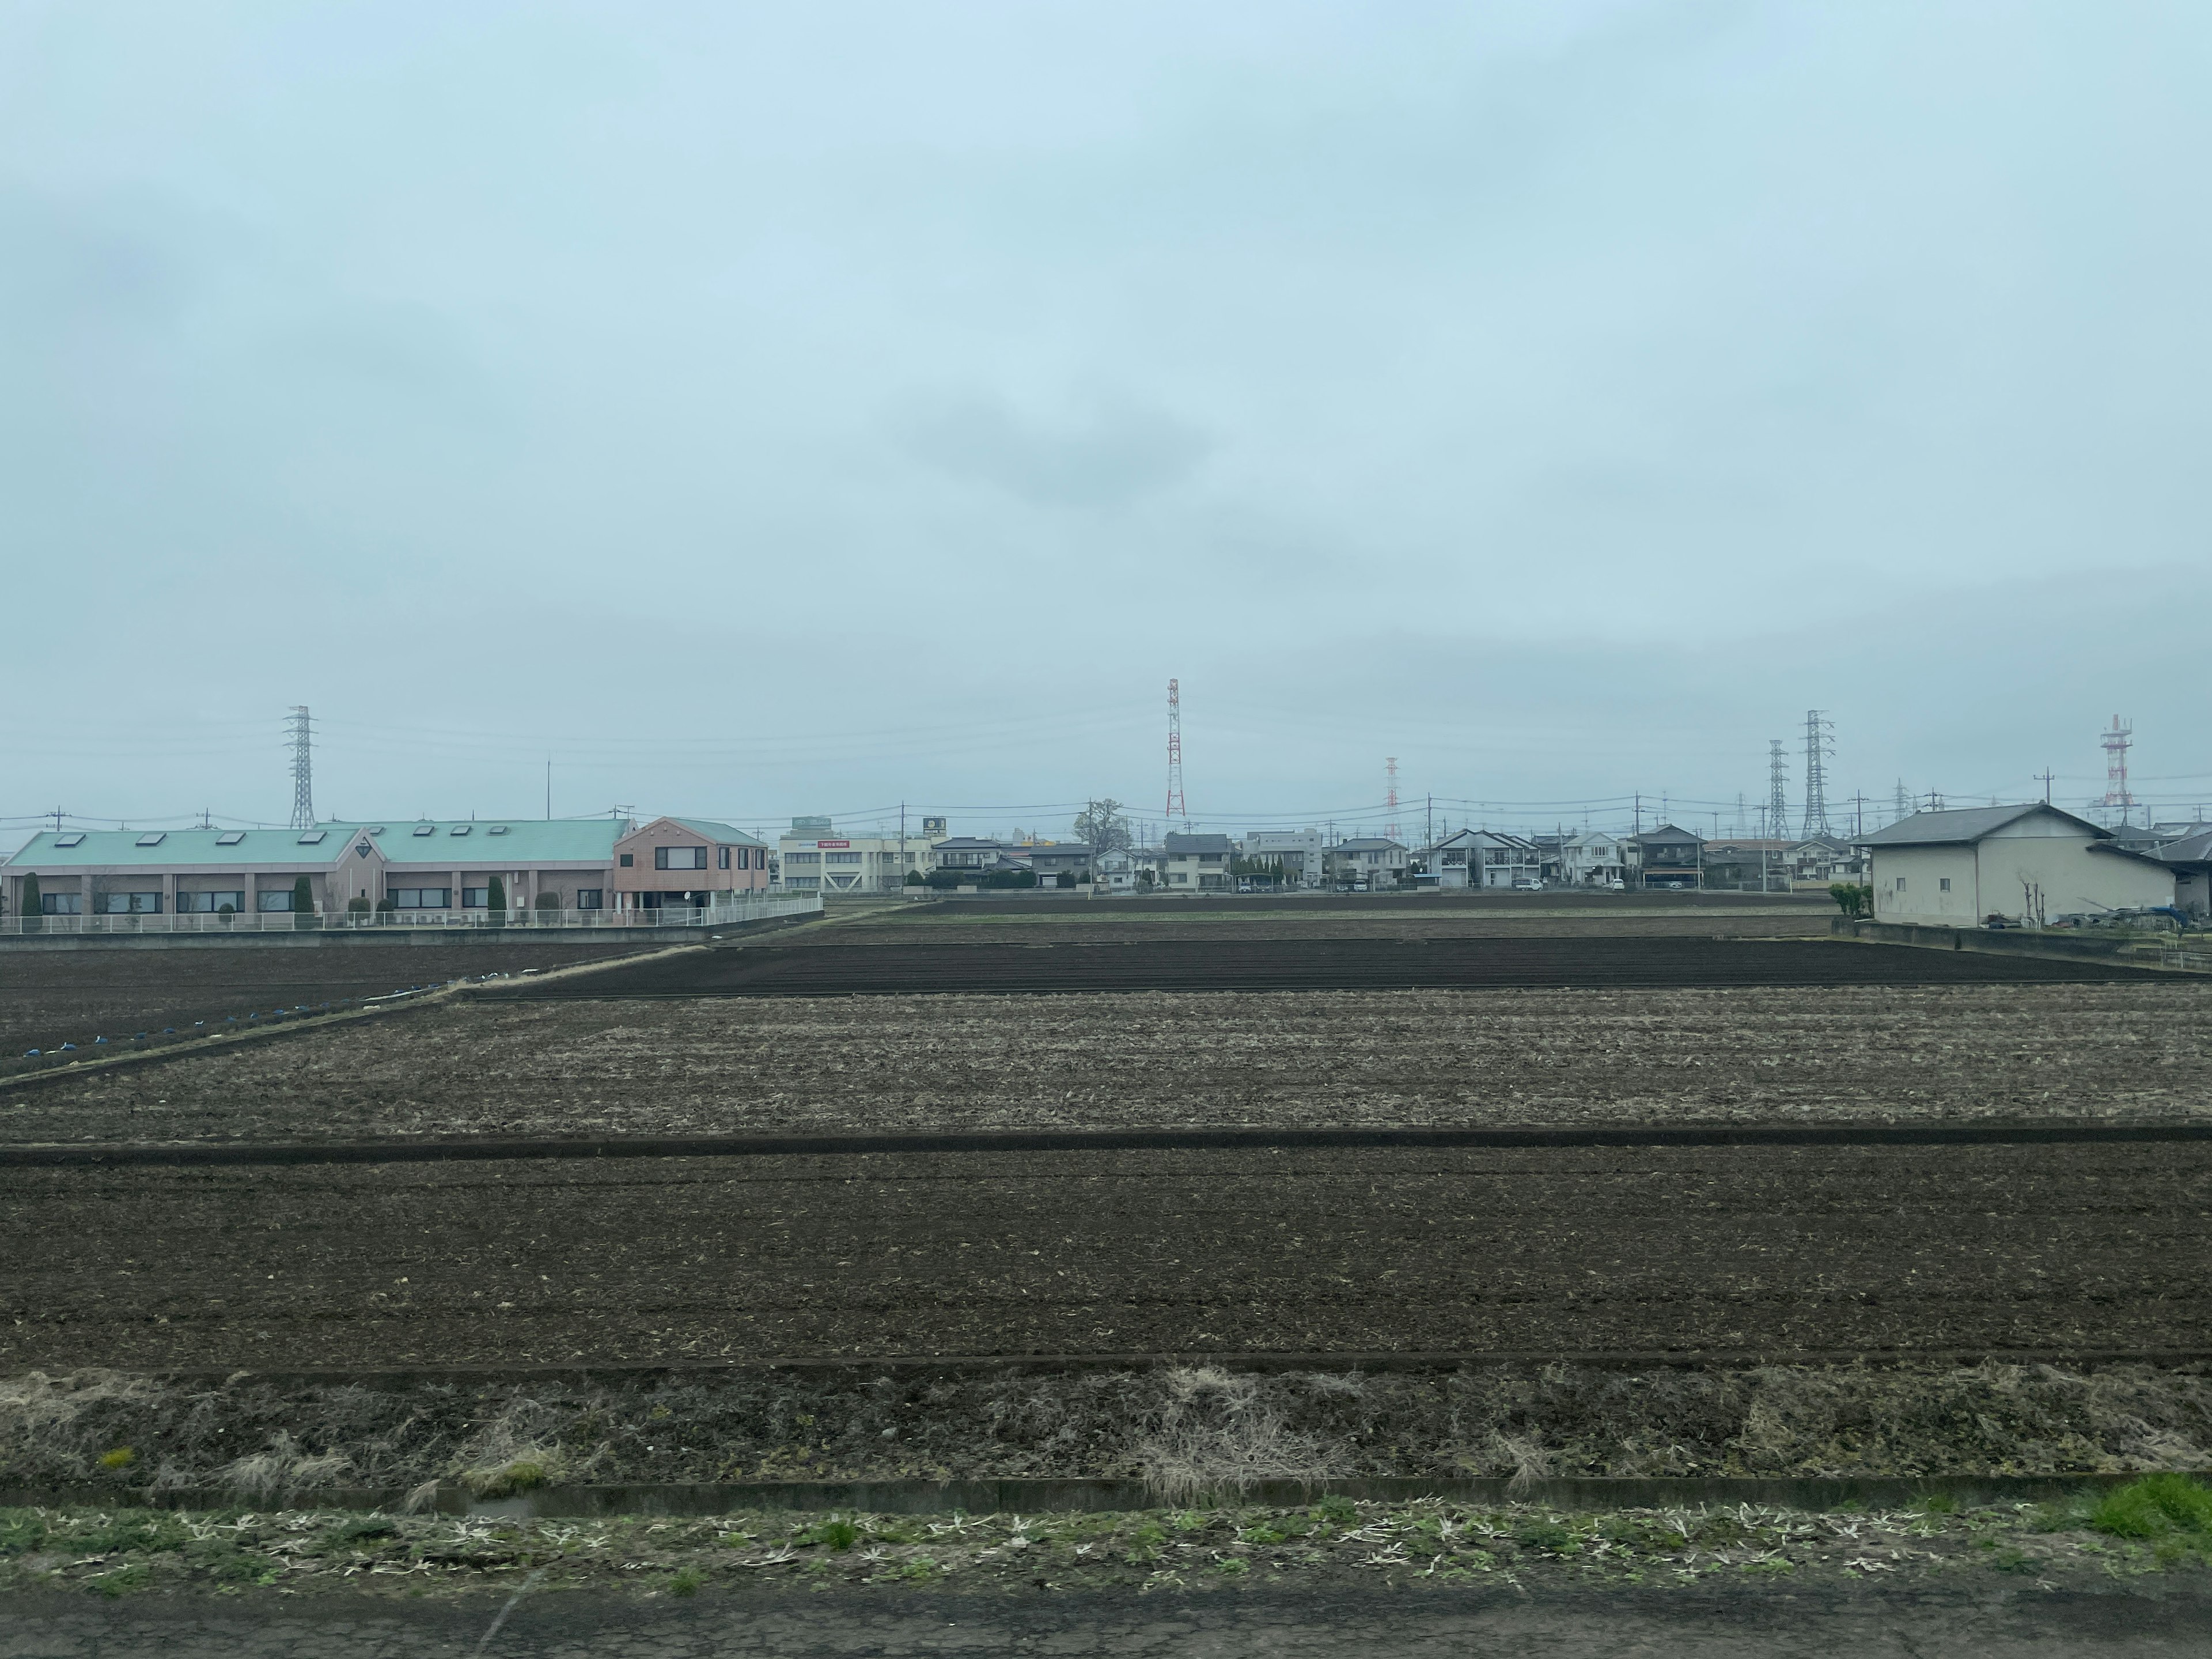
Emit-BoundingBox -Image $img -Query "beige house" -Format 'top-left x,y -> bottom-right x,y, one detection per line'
1858,804 -> 2175,927
611,817 -> 770,912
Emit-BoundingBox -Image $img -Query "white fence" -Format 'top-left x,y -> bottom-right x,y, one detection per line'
0,891 -> 821,938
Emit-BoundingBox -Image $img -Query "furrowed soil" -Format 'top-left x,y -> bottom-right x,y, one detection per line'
7,982 -> 2206,1145
512,936 -> 2168,996
0,941 -> 656,1063
5,1141 -> 2208,1370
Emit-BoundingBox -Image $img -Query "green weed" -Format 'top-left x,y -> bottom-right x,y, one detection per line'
2088,1475 -> 2212,1542
88,1563 -> 152,1599
668,1567 -> 702,1596
797,1518 -> 859,1551
1513,1520 -> 1577,1554
0,1511 -> 48,1556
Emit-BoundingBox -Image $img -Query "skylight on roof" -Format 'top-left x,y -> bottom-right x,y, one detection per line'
137,831 -> 166,846
412,825 -> 435,836
488,825 -> 509,835
54,832 -> 84,847
216,831 -> 245,846
297,830 -> 328,844
450,825 -> 471,836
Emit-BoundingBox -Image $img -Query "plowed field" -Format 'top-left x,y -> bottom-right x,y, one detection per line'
5,1139 -> 2207,1370
506,936 -> 2164,997
9,982 -> 2205,1146
0,940 -> 656,1060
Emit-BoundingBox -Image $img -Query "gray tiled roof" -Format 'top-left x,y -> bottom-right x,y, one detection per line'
1857,804 -> 2107,847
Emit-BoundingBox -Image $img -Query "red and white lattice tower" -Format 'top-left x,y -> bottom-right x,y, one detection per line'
1384,756 -> 1400,843
2099,715 -> 2136,820
1164,678 -> 1187,829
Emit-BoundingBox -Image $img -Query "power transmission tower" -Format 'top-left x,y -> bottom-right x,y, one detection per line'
1800,710 -> 1835,838
1767,741 -> 1789,844
1893,780 -> 1911,821
1164,679 -> 1187,829
1384,757 -> 1400,843
2097,715 -> 2135,824
286,706 -> 316,830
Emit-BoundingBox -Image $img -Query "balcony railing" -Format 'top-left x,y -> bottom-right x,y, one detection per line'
0,891 -> 821,937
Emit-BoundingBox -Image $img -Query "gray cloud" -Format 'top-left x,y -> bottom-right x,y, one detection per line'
893,389 -> 1211,509
0,2 -> 2206,837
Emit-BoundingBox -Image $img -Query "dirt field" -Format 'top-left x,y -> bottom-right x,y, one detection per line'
5,1139 -> 2206,1370
517,936 -> 2166,997
0,941 -> 656,1063
819,908 -> 1842,945
9,982 -> 2205,1146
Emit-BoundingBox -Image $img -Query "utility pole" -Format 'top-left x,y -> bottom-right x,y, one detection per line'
900,801 -> 907,895
1633,792 -> 1643,836
1426,794 -> 1433,855
545,757 -> 552,820
2036,768 -> 2055,804
50,806 -> 66,833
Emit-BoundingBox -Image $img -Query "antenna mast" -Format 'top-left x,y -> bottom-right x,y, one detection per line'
2097,715 -> 2135,824
286,706 -> 316,830
1164,679 -> 1187,829
1800,710 -> 1834,838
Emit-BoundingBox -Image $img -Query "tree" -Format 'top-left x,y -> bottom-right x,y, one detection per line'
488,875 -> 507,913
536,891 -> 562,915
19,872 -> 39,933
905,869 -> 926,886
1073,799 -> 1134,857
291,875 -> 314,928
1828,881 -> 1872,918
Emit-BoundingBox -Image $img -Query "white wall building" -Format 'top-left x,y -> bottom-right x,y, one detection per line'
1859,804 -> 2176,927
1238,828 -> 1327,889
777,823 -> 932,893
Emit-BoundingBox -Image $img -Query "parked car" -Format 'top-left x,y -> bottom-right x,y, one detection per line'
1607,878 -> 1626,891
1512,878 -> 1543,891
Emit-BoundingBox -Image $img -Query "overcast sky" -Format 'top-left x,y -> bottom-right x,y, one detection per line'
5,1 -> 2209,845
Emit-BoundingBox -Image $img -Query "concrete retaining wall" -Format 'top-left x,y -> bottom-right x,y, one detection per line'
1833,916 -> 2193,968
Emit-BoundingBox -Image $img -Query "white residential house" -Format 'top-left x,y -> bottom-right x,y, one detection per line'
1323,837 -> 1410,890
1157,832 -> 1233,892
1558,830 -> 1627,887
1422,828 -> 1540,889
1858,804 -> 2176,927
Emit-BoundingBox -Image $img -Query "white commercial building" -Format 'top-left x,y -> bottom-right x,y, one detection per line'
777,823 -> 931,893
